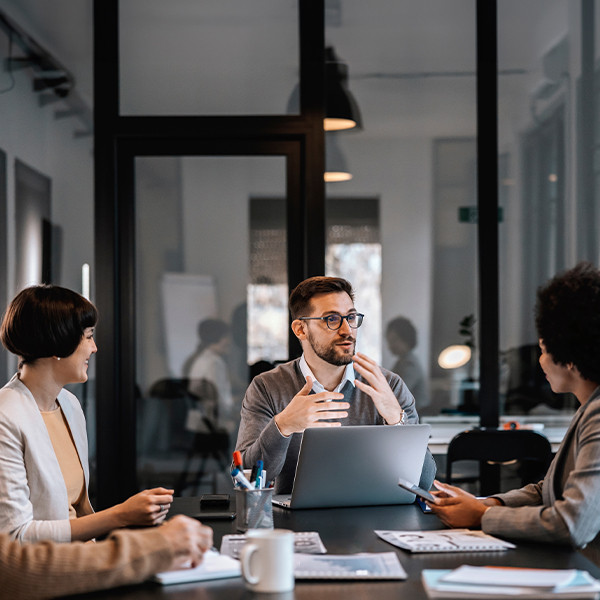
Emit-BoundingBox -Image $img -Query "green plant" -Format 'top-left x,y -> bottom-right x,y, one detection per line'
459,314 -> 476,349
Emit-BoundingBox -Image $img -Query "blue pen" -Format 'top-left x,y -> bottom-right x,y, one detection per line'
255,460 -> 264,488
231,467 -> 254,490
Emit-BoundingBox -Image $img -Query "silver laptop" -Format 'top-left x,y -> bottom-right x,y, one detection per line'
272,424 -> 431,509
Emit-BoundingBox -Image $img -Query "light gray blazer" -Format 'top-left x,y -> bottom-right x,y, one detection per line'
482,386 -> 600,563
0,374 -> 92,542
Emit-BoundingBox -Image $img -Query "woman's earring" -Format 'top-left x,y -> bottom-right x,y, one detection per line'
56,357 -> 61,361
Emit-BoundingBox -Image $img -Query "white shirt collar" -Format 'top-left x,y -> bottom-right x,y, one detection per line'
299,354 -> 355,394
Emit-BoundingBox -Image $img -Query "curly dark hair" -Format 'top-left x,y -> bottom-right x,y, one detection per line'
535,261 -> 600,383
289,276 -> 355,319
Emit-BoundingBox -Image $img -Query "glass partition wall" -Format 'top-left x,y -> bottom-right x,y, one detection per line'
324,1 -> 478,415
95,1 -> 600,502
498,1 -> 597,422
135,156 -> 287,492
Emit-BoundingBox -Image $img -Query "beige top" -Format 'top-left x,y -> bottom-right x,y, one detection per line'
41,408 -> 86,519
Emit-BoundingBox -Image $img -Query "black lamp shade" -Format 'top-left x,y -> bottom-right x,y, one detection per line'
325,133 -> 352,182
325,47 -> 362,131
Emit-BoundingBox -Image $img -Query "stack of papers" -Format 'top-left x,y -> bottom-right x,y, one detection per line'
422,566 -> 600,599
220,531 -> 327,559
376,529 -> 515,553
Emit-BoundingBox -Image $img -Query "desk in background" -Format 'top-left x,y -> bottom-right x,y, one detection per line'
424,414 -> 572,454
63,496 -> 600,600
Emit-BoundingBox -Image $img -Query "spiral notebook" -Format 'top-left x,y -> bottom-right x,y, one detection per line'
375,529 -> 516,553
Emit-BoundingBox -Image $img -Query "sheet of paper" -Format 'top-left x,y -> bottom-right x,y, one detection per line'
220,531 -> 327,559
375,529 -> 515,553
441,565 -> 578,589
153,550 -> 241,585
294,552 -> 407,580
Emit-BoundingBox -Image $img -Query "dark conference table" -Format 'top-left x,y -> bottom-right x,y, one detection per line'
65,496 -> 600,599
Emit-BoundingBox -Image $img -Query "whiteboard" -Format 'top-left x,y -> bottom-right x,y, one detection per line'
160,273 -> 217,377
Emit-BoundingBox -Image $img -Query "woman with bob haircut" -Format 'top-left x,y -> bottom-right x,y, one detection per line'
0,285 -> 174,543
429,262 -> 600,565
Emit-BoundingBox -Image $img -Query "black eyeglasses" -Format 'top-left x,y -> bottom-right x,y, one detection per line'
299,313 -> 364,331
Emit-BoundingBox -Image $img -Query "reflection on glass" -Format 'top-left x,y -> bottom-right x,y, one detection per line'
326,242 -> 381,362
247,284 -> 288,364
135,156 -> 286,495
326,0 -> 477,418
499,1 -> 584,419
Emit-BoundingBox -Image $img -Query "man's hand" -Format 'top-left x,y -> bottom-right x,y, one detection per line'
352,353 -> 403,425
160,515 -> 214,569
427,480 -> 490,528
274,376 -> 350,437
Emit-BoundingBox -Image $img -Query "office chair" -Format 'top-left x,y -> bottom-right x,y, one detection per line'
445,428 -> 553,496
174,377 -> 231,495
145,378 -> 193,452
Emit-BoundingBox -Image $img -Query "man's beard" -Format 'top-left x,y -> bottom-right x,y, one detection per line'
306,329 -> 356,366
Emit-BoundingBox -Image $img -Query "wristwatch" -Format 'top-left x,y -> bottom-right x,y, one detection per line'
387,410 -> 406,426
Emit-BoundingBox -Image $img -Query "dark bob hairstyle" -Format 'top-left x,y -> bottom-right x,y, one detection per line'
0,285 -> 98,365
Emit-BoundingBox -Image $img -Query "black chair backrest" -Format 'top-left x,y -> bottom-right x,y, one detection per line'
148,377 -> 190,399
446,428 -> 553,496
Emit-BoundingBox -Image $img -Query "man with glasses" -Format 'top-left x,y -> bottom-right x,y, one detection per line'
235,276 -> 435,494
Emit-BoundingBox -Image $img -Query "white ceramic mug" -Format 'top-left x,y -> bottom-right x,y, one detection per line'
240,528 -> 295,592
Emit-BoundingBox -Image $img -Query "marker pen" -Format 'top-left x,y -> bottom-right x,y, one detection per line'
231,467 -> 253,490
232,451 -> 243,468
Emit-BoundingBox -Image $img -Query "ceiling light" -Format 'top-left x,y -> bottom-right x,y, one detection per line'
325,47 -> 362,131
325,133 -> 352,182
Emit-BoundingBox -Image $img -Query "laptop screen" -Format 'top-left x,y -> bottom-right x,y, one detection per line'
274,424 -> 431,509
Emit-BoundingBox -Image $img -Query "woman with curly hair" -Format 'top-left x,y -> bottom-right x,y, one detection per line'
429,262 -> 600,564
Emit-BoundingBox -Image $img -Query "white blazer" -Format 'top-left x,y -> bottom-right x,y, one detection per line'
0,374 -> 92,542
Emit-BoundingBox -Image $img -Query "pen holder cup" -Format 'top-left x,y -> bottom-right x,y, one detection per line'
236,488 -> 274,532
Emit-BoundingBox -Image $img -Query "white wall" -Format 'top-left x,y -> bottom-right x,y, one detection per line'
0,0 -> 95,436
0,1 -> 94,300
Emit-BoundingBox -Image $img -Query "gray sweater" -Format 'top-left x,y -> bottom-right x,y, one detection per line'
235,358 -> 436,494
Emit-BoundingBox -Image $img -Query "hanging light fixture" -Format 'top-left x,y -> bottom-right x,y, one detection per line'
286,46 -> 362,132
325,133 -> 352,182
324,46 -> 362,131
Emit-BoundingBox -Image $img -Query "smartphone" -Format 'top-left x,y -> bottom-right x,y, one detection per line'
397,476 -> 436,502
193,511 -> 236,521
199,494 -> 230,509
